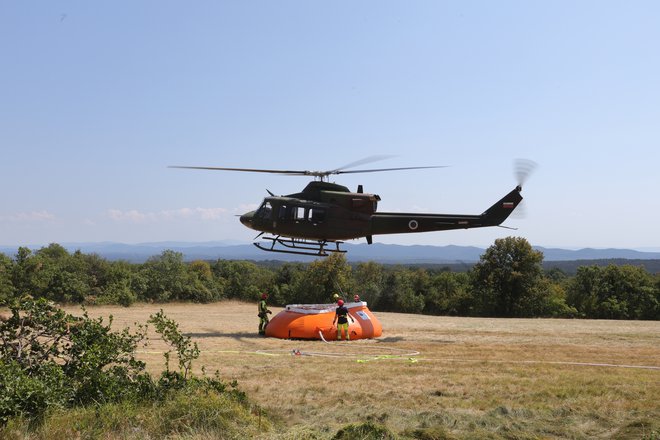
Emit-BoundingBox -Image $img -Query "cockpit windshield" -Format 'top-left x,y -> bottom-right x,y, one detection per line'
256,200 -> 272,219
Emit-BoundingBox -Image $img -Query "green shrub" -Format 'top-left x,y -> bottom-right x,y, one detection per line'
96,282 -> 137,306
0,360 -> 69,424
149,309 -> 200,379
0,297 -> 154,423
0,297 -> 247,431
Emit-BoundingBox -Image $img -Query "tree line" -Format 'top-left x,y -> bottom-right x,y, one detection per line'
1,237 -> 658,320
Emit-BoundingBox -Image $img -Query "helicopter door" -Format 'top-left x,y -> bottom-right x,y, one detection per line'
310,208 -> 325,224
277,205 -> 297,221
278,205 -> 288,220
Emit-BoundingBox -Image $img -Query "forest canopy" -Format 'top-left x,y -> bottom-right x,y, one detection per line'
1,238 -> 658,320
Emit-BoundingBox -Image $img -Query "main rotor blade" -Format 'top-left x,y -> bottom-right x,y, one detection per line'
327,155 -> 397,174
169,161 -> 448,179
335,165 -> 448,175
168,165 -> 310,176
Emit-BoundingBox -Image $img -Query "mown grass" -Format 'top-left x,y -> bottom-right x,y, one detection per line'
3,302 -> 657,439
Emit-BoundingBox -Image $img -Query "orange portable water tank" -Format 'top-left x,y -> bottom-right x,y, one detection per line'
265,302 -> 382,340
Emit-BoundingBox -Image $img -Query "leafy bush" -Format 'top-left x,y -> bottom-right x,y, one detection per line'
0,297 -> 244,430
148,309 -> 200,379
95,281 -> 138,306
0,297 -> 153,423
0,359 -> 69,424
0,254 -> 15,303
567,265 -> 660,319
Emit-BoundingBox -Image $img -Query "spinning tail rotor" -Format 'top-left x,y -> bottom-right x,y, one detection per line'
514,158 -> 538,189
511,159 -> 538,219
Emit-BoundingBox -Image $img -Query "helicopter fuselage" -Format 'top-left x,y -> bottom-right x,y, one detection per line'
171,158 -> 533,256
240,181 -> 379,241
239,181 -> 523,244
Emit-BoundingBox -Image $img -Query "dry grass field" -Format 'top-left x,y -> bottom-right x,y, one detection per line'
68,302 -> 659,439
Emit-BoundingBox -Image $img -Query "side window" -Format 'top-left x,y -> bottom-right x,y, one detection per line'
294,207 -> 306,221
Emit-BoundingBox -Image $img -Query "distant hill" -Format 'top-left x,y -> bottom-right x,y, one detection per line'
2,241 -> 660,267
535,246 -> 660,261
541,259 -> 660,275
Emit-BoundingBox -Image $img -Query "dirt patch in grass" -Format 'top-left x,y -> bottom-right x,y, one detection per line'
65,302 -> 660,439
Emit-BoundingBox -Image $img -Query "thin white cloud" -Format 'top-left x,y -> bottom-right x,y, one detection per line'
108,209 -> 150,222
195,208 -> 227,220
106,207 -> 236,223
235,203 -> 259,213
0,211 -> 56,222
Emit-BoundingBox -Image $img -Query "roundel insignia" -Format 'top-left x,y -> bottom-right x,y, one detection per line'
408,220 -> 419,230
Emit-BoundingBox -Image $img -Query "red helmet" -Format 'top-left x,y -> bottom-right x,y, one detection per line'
261,293 -> 268,299
337,299 -> 344,306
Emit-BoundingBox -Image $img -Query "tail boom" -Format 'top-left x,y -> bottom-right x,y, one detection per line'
369,187 -> 522,236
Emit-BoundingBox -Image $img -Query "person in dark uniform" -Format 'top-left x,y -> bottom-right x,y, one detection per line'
332,299 -> 354,341
258,292 -> 272,335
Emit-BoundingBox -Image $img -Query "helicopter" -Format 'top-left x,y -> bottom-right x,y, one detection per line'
170,157 -> 536,256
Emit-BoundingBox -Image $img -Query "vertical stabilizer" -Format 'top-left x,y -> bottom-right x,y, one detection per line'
480,186 -> 523,225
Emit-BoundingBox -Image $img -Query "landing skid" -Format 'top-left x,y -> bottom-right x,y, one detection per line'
254,236 -> 346,257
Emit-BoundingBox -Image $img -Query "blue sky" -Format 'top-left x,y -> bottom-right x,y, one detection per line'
1,1 -> 659,250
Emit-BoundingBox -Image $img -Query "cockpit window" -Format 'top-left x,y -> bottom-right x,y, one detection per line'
256,201 -> 272,219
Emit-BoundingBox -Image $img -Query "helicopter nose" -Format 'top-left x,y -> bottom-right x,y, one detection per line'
239,211 -> 254,227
